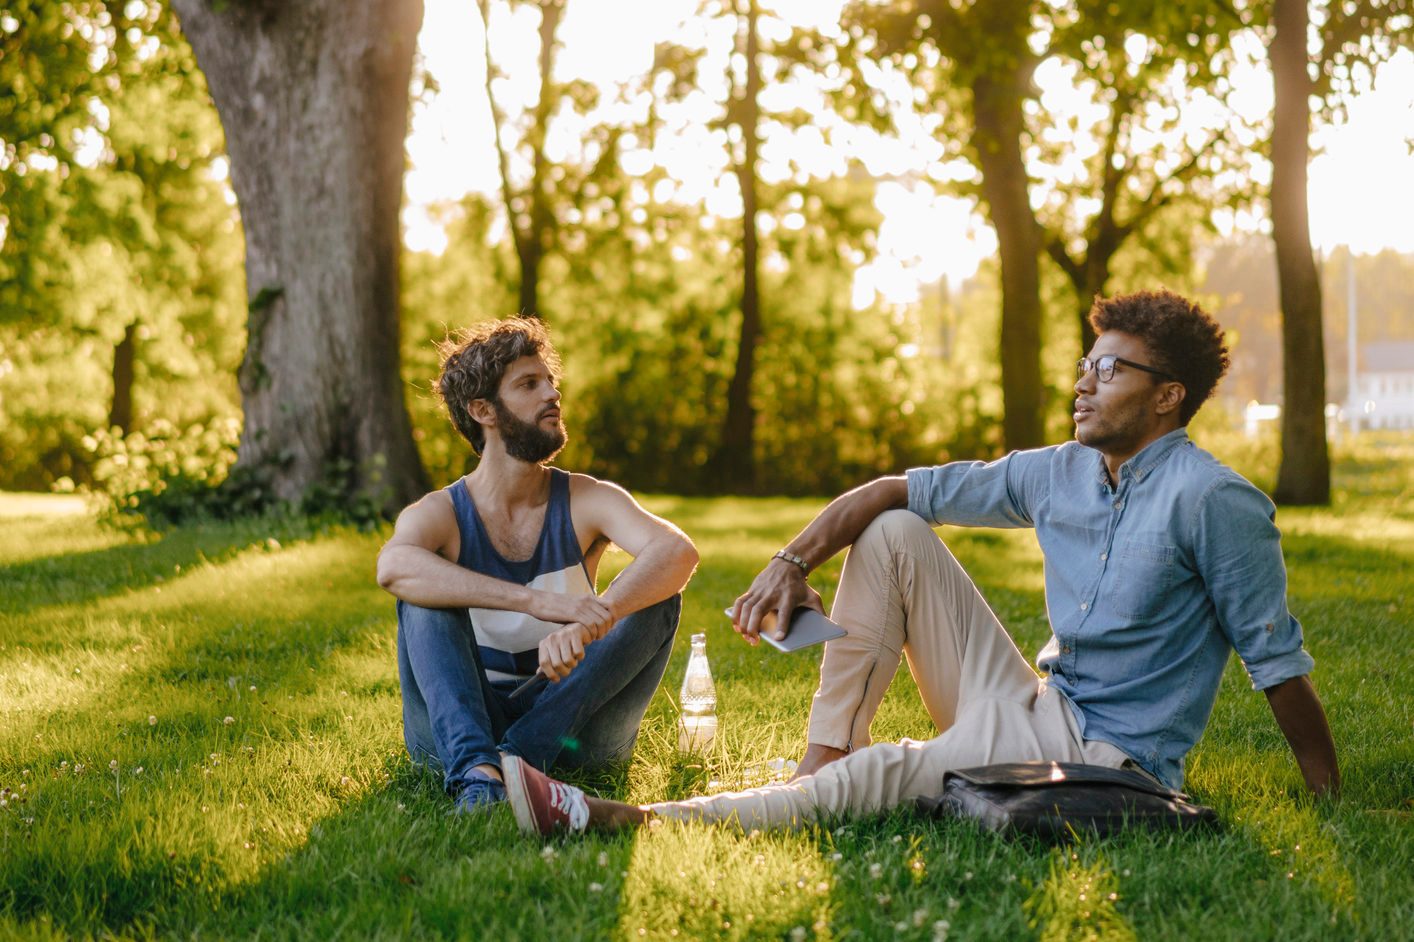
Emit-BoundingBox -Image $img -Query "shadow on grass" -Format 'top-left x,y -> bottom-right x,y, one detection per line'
0,521 -> 318,616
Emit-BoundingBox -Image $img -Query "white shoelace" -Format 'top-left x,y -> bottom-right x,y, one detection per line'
547,781 -> 589,832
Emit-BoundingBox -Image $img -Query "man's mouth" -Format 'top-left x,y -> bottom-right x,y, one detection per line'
539,408 -> 560,422
1073,400 -> 1095,422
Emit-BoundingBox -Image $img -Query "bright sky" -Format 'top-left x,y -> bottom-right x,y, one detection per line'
403,0 -> 1414,307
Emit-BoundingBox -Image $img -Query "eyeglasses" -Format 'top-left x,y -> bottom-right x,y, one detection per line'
1076,354 -> 1175,384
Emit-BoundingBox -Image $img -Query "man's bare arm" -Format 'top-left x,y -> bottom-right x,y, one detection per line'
731,476 -> 909,641
574,478 -> 699,629
376,495 -> 613,633
1264,675 -> 1340,797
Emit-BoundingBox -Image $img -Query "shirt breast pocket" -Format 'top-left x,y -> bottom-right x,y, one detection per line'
1111,538 -> 1177,622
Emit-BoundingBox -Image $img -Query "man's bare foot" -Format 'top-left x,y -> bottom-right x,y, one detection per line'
791,742 -> 849,780
584,794 -> 653,831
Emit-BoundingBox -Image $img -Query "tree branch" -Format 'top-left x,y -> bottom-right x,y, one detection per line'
476,0 -> 527,259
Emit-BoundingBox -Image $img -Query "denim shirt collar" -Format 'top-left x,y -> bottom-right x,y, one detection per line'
1090,427 -> 1191,487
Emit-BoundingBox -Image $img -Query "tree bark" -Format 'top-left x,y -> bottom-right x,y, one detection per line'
971,69 -> 1045,451
715,0 -> 762,491
1270,0 -> 1330,505
171,0 -> 429,511
109,320 -> 136,434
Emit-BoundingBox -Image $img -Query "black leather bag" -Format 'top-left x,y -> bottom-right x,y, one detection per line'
915,761 -> 1219,839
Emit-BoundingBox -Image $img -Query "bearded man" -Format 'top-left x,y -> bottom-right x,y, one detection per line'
377,317 -> 698,812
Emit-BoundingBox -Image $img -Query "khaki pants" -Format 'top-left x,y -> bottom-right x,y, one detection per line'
650,510 -> 1128,830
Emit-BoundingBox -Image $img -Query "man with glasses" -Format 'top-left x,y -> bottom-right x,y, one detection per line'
498,289 -> 1338,836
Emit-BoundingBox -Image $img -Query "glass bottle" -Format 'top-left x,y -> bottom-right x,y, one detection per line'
678,632 -> 717,752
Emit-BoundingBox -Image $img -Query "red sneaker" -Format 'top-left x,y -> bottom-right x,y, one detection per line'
501,754 -> 590,836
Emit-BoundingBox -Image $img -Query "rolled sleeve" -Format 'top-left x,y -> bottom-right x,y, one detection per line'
1192,476 -> 1315,690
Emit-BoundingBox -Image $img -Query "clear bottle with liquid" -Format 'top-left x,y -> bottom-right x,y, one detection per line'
678,632 -> 717,752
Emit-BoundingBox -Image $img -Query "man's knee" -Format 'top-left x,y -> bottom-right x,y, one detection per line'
396,599 -> 472,634
855,508 -> 938,557
619,593 -> 682,641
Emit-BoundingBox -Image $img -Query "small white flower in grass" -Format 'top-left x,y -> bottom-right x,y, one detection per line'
946,896 -> 959,911
830,852 -> 842,862
59,761 -> 69,770
540,845 -> 556,861
788,927 -> 807,942
597,851 -> 610,867
223,716 -> 235,726
339,776 -> 352,788
109,760 -> 119,772
249,685 -> 256,692
868,862 -> 883,879
73,763 -> 84,775
134,767 -> 144,776
875,893 -> 891,906
588,882 -> 604,893
894,922 -> 908,933
891,834 -> 902,843
963,871 -> 972,881
913,908 -> 929,927
396,802 -> 406,812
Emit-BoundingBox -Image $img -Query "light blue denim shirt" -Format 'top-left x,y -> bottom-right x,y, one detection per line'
905,428 -> 1314,789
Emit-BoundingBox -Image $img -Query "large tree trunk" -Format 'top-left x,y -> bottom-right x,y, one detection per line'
171,0 -> 429,511
1270,0 -> 1330,505
714,0 -> 762,492
972,69 -> 1045,451
109,320 -> 136,433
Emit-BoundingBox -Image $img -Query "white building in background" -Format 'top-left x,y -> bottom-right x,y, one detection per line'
1352,341 -> 1414,431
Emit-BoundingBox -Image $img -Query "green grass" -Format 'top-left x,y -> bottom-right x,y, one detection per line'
2,438 -> 1412,941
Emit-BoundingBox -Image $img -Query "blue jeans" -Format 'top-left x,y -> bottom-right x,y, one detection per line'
396,594 -> 681,793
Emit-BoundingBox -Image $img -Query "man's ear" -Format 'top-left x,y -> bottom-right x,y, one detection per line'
1155,382 -> 1186,417
468,398 -> 496,428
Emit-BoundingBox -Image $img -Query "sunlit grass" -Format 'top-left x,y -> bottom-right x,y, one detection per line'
2,437 -> 1412,939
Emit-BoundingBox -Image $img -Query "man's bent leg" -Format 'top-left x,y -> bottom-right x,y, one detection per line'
558,595 -> 681,771
809,510 -> 1039,754
396,601 -> 506,793
503,595 -> 681,771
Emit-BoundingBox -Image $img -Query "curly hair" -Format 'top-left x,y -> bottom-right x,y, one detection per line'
1088,290 -> 1230,425
436,317 -> 562,453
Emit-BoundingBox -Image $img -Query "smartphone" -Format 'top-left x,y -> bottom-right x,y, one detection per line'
724,606 -> 847,652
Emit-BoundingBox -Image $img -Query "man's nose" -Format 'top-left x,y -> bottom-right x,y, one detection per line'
1074,367 -> 1095,396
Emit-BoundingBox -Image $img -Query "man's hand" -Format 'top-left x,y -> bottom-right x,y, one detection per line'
530,592 -> 615,639
539,623 -> 594,682
730,557 -> 825,644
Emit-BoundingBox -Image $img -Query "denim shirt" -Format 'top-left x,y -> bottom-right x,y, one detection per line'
905,428 -> 1314,789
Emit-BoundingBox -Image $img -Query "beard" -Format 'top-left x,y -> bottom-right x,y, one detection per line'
493,398 -> 567,464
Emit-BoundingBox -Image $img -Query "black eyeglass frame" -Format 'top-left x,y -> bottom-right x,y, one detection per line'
1076,354 -> 1176,384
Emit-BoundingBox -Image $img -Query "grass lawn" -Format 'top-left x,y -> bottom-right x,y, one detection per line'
2,438 -> 1411,941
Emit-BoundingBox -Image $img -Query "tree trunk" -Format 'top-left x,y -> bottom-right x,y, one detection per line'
1270,0 -> 1330,505
171,0 -> 429,511
715,0 -> 762,492
109,320 -> 136,433
972,70 -> 1045,451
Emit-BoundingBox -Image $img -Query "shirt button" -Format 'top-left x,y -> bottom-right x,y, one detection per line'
1113,501 -> 1123,510
1100,553 -> 1108,561
1062,644 -> 1072,654
1080,602 -> 1088,611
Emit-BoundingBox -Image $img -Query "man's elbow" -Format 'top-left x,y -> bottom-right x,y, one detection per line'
671,533 -> 700,582
375,546 -> 402,594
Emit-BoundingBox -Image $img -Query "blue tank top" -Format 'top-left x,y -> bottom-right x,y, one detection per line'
447,468 -> 595,683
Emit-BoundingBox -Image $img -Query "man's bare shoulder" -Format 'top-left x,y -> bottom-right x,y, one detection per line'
390,487 -> 459,551
566,470 -> 628,500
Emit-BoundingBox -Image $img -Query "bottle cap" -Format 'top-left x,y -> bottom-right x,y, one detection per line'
691,632 -> 706,644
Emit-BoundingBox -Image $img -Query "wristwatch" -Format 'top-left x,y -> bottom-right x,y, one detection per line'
772,549 -> 809,574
